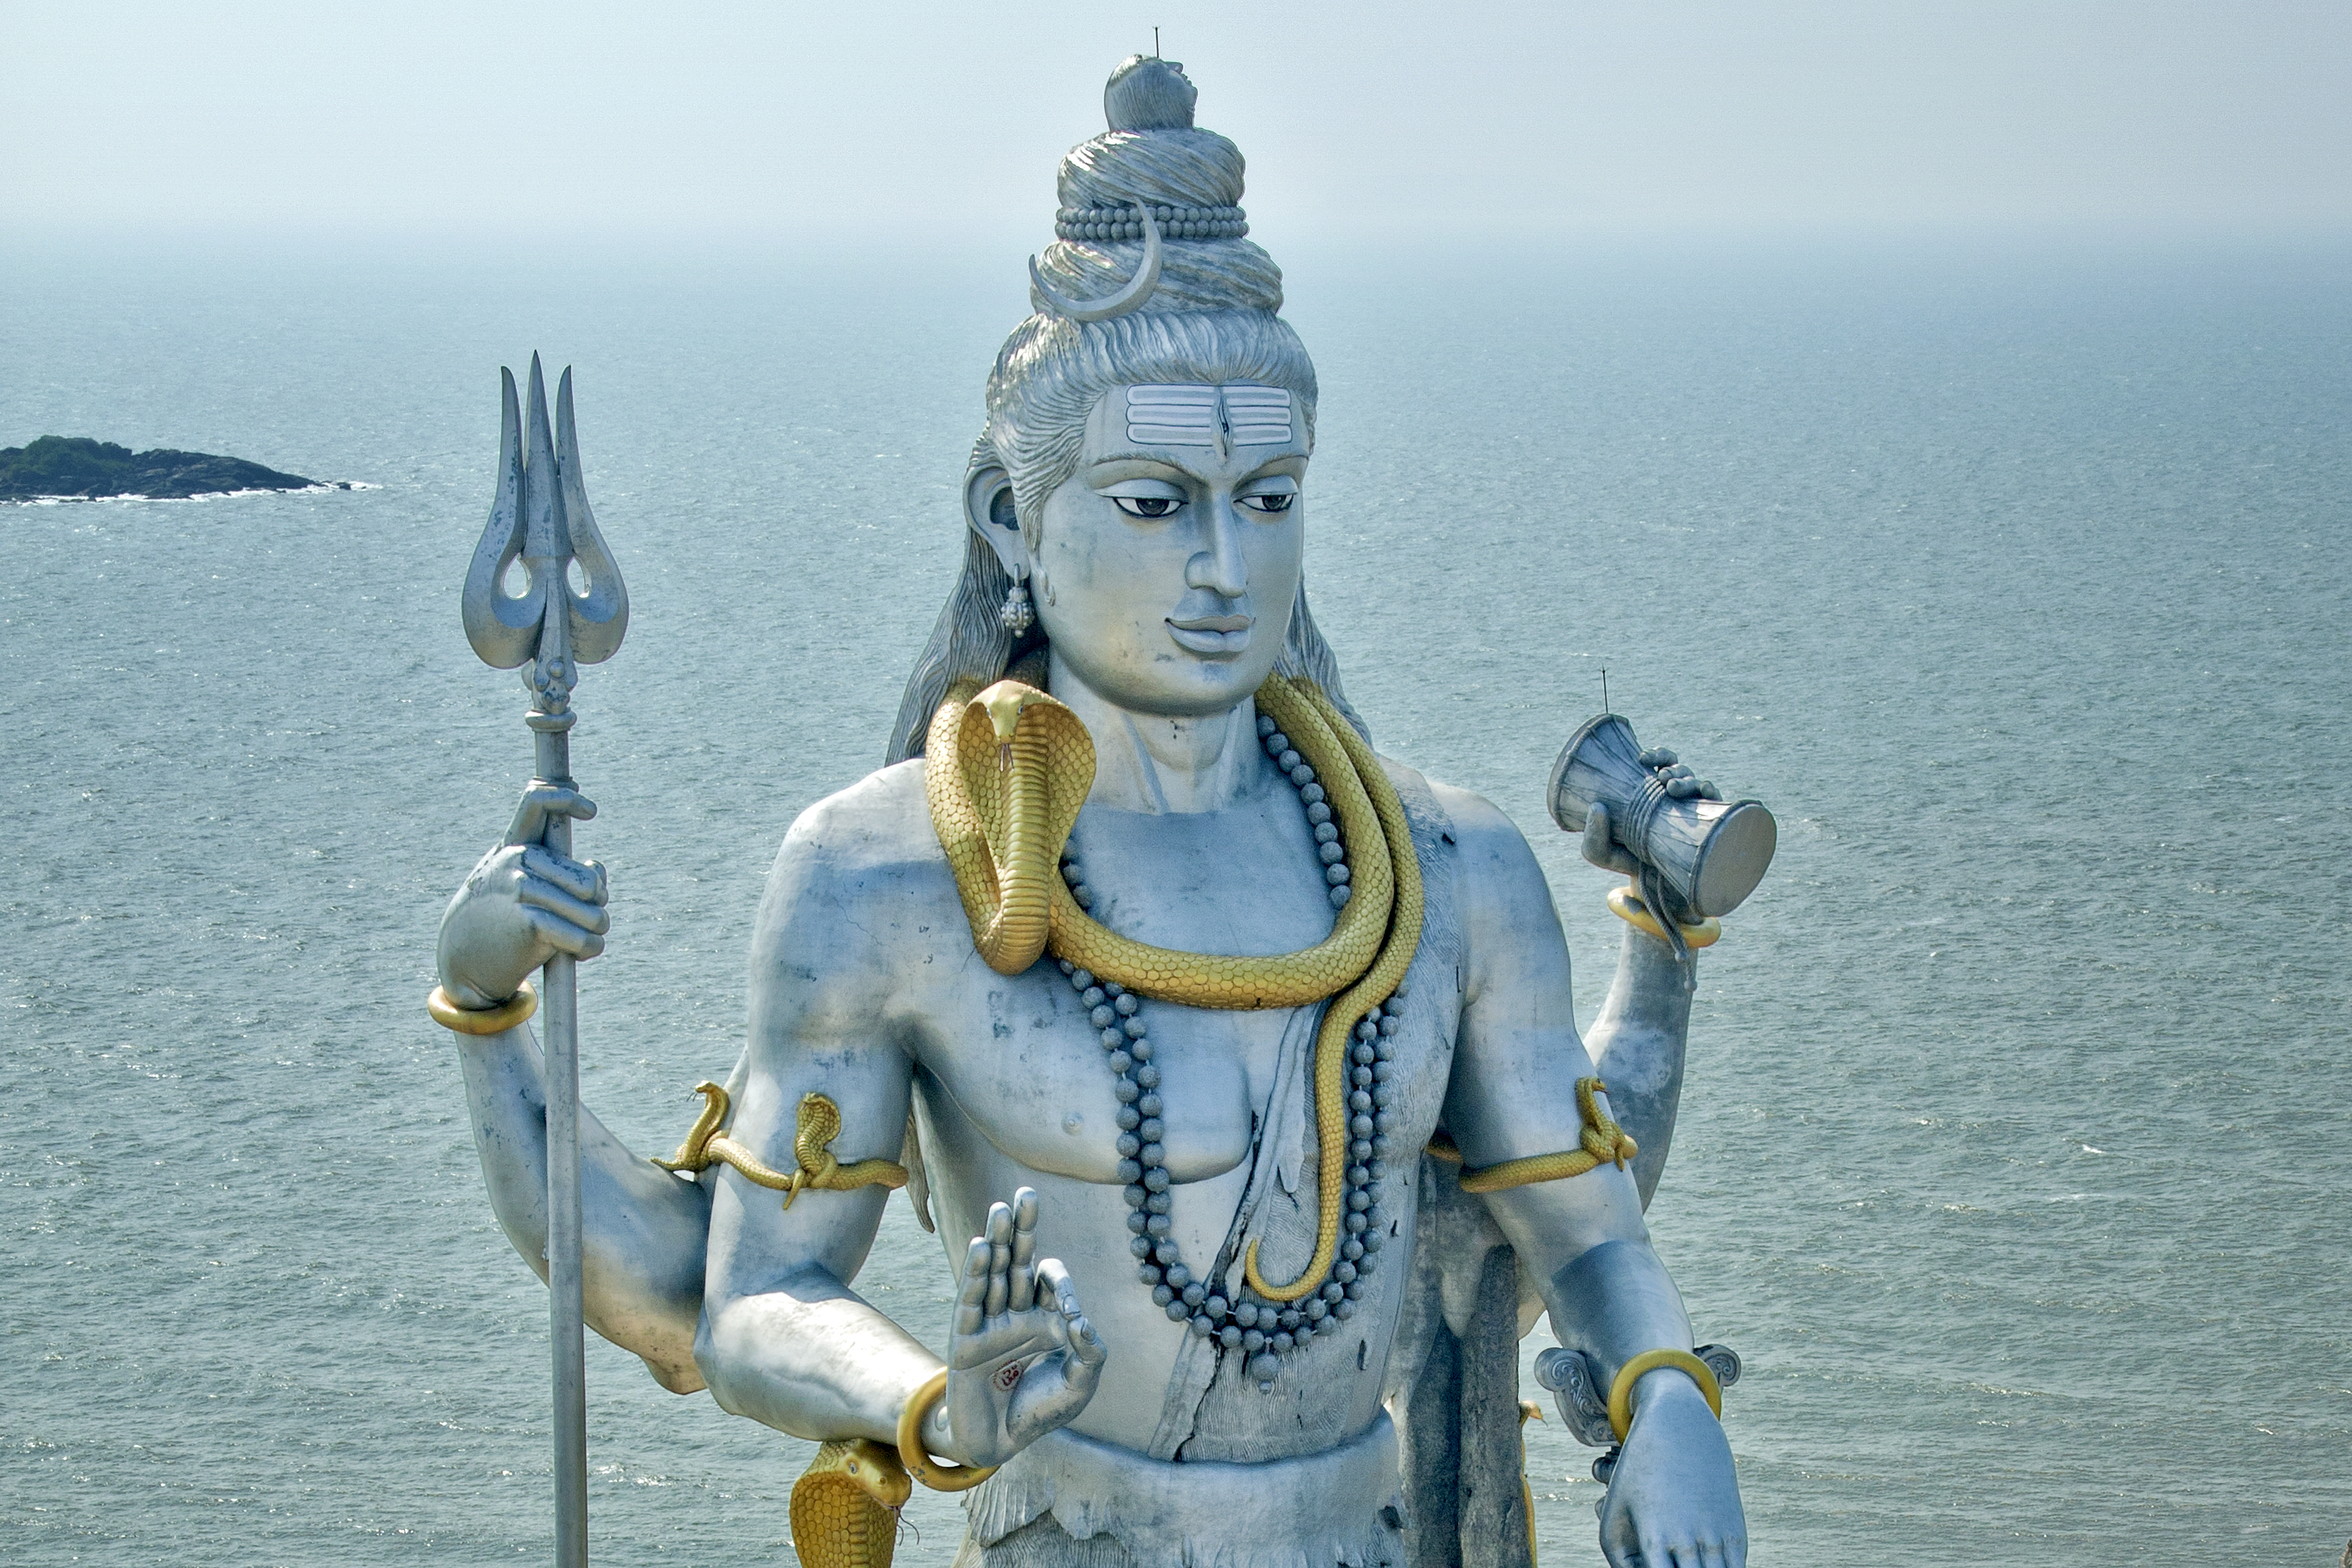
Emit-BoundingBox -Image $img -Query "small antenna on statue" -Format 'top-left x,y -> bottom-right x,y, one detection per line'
1153,27 -> 1161,56
1601,667 -> 1610,714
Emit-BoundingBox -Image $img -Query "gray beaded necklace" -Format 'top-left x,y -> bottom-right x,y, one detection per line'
1054,711 -> 1407,1387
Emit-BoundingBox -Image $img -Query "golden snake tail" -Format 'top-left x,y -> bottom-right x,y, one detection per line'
1244,676 -> 1425,1300
789,1438 -> 910,1568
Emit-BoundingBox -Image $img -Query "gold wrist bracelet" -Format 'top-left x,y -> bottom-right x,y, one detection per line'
1605,1348 -> 1723,1443
1606,884 -> 1722,949
895,1368 -> 998,1493
426,981 -> 538,1035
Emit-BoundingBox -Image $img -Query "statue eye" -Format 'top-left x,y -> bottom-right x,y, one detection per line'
1113,495 -> 1183,518
1237,492 -> 1294,515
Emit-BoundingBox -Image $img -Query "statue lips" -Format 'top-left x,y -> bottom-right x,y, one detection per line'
1165,612 -> 1252,656
1165,592 -> 1253,657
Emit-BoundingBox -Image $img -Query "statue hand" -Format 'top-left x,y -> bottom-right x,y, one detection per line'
435,785 -> 609,1009
1599,1370 -> 1747,1568
1582,801 -> 1642,878
940,1187 -> 1106,1466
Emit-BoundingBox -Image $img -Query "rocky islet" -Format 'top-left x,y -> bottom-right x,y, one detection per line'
0,435 -> 343,501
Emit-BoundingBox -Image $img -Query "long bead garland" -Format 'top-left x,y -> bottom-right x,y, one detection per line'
1052,711 -> 1409,1386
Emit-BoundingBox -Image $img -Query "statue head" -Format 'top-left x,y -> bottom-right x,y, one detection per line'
888,56 -> 1361,763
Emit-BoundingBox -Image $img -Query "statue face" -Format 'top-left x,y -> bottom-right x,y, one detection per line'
1031,385 -> 1308,718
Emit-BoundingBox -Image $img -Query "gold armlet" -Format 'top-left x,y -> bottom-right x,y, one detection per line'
1605,1348 -> 1723,1442
654,1085 -> 908,1210
1457,1077 -> 1639,1194
1606,883 -> 1721,949
426,981 -> 538,1035
895,1368 -> 998,1493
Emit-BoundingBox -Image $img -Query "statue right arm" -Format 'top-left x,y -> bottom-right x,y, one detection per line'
430,780 -> 922,1413
440,769 -> 1101,1452
693,769 -> 1106,1461
693,782 -> 946,1448
450,1019 -> 714,1393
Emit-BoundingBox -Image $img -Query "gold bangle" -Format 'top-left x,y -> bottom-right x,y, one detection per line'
895,1368 -> 998,1493
426,981 -> 538,1035
1605,1348 -> 1723,1443
1606,884 -> 1721,949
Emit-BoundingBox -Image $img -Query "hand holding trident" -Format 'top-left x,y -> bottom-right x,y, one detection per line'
450,353 -> 628,1567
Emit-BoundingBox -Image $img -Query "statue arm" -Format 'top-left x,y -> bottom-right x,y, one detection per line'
449,1021 -> 713,1392
1431,782 -> 1676,1348
1579,926 -> 1694,1209
692,803 -> 947,1450
1435,782 -> 1745,1566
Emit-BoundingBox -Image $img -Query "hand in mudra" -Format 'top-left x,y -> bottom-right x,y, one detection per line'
436,784 -> 610,1009
939,1187 -> 1106,1467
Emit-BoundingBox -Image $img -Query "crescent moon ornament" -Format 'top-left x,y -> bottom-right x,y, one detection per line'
1029,203 -> 1163,323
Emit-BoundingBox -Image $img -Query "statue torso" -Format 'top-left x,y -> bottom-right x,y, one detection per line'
748,753 -> 1468,1457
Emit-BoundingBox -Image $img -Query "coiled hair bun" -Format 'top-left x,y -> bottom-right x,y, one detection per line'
1030,56 -> 1283,315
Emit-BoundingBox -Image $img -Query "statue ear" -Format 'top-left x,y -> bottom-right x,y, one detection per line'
963,463 -> 1025,577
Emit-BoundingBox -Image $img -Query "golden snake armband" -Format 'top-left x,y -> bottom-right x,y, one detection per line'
1438,1077 -> 1640,1194
654,1084 -> 907,1208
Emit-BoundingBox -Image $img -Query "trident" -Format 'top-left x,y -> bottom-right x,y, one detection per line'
460,354 -> 628,1567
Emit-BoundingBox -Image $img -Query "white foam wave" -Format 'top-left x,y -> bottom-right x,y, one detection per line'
6,481 -> 379,505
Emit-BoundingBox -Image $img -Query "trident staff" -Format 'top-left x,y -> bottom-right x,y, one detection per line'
453,354 -> 628,1566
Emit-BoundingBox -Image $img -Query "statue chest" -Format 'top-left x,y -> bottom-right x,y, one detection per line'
922,969 -> 1278,1184
915,794 -> 1418,1188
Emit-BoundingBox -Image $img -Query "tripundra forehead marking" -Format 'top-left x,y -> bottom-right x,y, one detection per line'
1125,384 -> 1294,456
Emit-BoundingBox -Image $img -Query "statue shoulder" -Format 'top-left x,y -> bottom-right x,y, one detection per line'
1402,764 -> 1559,937
754,757 -> 961,939
1392,766 -> 1581,1011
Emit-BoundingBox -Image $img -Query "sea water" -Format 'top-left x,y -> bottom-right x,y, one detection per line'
2,233 -> 2346,1565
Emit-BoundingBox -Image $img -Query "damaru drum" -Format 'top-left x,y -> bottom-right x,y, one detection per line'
1546,713 -> 1777,921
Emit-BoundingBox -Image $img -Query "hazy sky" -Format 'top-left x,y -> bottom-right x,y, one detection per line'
4,1 -> 2348,240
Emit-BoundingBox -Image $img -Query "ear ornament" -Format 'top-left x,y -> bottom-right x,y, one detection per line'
1000,568 -> 1036,635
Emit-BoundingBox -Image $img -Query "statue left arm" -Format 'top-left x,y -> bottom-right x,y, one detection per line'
1580,925 -> 1694,1209
1433,783 -> 1747,1568
1573,800 -> 1697,1209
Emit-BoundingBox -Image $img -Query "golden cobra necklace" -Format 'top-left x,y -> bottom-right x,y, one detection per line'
925,672 -> 1424,1386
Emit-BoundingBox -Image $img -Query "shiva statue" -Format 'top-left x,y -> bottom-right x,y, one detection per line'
431,55 -> 1750,1568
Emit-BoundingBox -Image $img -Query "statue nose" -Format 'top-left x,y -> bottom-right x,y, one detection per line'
1184,499 -> 1249,597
